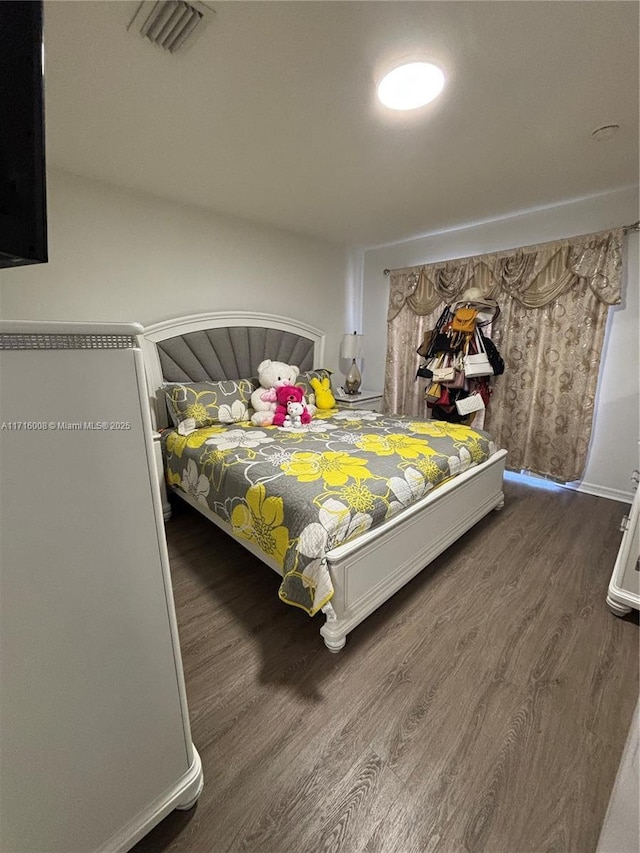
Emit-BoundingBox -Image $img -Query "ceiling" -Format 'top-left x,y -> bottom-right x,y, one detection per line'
44,1 -> 639,247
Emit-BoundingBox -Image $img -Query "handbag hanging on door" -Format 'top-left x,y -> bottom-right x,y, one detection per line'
473,377 -> 492,407
455,392 -> 486,415
441,352 -> 466,388
463,329 -> 493,378
451,306 -> 478,334
425,381 -> 443,405
442,368 -> 466,389
418,306 -> 453,358
478,331 -> 505,376
415,364 -> 434,380
431,353 -> 456,383
416,329 -> 434,359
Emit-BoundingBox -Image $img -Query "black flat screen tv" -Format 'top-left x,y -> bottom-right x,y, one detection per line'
0,0 -> 48,268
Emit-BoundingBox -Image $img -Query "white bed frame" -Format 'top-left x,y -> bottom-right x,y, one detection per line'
142,312 -> 507,652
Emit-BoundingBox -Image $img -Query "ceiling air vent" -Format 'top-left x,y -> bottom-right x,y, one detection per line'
127,1 -> 215,54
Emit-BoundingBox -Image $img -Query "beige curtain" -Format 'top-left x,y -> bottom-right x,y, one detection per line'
384,229 -> 623,482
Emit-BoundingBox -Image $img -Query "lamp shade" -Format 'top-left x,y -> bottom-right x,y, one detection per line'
340,332 -> 363,360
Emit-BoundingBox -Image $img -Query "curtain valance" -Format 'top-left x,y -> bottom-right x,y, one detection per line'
387,228 -> 623,320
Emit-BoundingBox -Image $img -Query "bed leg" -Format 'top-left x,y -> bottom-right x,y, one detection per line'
494,492 -> 505,511
606,594 -> 632,617
320,603 -> 347,653
323,633 -> 347,653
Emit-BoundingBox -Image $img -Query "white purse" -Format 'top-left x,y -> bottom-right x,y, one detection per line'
463,330 -> 494,378
432,365 -> 456,382
429,353 -> 456,383
455,392 -> 486,415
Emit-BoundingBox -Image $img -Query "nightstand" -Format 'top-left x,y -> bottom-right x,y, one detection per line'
333,389 -> 384,412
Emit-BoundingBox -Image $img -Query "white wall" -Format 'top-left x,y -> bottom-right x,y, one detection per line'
361,186 -> 639,499
0,169 -> 347,375
2,174 -> 637,497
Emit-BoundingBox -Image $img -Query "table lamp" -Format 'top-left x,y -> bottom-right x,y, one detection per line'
340,331 -> 364,395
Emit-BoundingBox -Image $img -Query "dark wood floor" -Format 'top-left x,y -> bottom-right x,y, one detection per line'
134,479 -> 638,853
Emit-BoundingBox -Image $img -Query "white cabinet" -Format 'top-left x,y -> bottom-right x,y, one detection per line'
597,701 -> 639,853
607,479 -> 640,616
0,322 -> 202,853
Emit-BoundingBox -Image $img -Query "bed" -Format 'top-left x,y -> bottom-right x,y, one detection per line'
142,311 -> 507,651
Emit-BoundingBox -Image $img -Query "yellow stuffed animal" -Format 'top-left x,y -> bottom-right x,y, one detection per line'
310,376 -> 336,409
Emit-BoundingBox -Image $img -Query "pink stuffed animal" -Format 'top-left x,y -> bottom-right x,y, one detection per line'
272,385 -> 312,428
250,360 -> 301,427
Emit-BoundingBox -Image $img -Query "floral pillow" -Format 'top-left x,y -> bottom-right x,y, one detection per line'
295,369 -> 334,405
164,379 -> 256,428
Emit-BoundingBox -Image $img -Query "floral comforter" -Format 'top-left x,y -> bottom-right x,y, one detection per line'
163,409 -> 496,615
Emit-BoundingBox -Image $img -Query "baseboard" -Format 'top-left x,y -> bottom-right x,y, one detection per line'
569,482 -> 634,504
506,471 -> 634,504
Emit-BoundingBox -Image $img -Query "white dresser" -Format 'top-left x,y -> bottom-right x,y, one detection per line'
0,322 -> 202,853
607,473 -> 640,617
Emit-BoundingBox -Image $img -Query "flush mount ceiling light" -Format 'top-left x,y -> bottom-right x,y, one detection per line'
377,62 -> 445,111
591,124 -> 620,142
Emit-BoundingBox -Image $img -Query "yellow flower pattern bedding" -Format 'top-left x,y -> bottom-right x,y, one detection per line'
163,409 -> 496,615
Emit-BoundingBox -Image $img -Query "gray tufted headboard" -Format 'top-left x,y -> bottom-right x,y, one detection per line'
157,326 -> 314,383
141,312 -> 326,429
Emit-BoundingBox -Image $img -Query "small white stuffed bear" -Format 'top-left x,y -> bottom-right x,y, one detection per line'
250,360 -> 301,426
285,399 -> 306,429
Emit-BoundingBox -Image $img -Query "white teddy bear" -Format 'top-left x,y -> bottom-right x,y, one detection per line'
285,399 -> 306,429
250,360 -> 301,426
